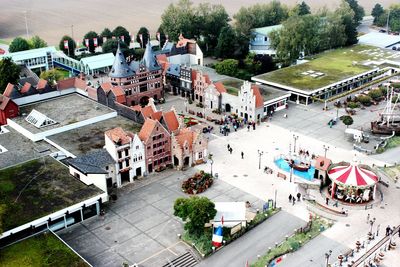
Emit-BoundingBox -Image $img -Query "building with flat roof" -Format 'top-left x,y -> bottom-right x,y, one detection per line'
0,156 -> 106,246
252,45 -> 399,105
358,32 -> 400,49
79,53 -> 115,76
0,46 -> 56,71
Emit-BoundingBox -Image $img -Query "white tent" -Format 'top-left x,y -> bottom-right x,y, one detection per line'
213,202 -> 246,227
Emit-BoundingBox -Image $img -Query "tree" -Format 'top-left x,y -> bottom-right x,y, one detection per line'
9,37 -> 30,52
112,26 -> 131,46
387,5 -> 400,32
233,2 -> 289,38
215,26 -> 236,59
59,35 -> 76,56
342,115 -> 354,127
28,35 -> 47,49
368,89 -> 383,100
0,58 -> 20,94
0,204 -> 6,234
344,0 -> 365,25
215,59 -> 239,77
174,196 -> 217,237
101,28 -> 113,39
196,3 -> 230,52
371,3 -> 384,24
157,25 -> 167,48
83,31 -> 99,53
40,69 -> 64,85
292,1 -> 311,16
136,27 -> 149,48
161,0 -> 197,41
102,39 -> 128,55
337,1 -> 358,46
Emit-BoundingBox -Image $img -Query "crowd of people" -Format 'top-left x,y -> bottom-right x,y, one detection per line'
219,115 -> 258,136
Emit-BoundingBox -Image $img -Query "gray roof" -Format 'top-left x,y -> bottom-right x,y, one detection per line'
167,64 -> 180,76
141,40 -> 161,71
130,60 -> 140,72
68,149 -> 115,174
109,43 -> 134,78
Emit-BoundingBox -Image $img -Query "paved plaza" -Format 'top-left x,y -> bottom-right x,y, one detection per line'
58,169 -> 265,267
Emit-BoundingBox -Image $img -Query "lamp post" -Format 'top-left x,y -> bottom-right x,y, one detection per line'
325,250 -> 332,267
323,145 -> 330,158
274,188 -> 277,209
369,218 -> 376,237
289,163 -> 294,183
258,150 -> 264,169
293,134 -> 299,153
208,153 -> 214,177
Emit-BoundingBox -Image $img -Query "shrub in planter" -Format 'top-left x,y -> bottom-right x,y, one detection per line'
341,115 -> 354,127
347,101 -> 360,109
356,95 -> 372,106
368,89 -> 383,100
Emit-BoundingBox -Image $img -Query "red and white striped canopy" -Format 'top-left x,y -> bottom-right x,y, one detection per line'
328,165 -> 378,188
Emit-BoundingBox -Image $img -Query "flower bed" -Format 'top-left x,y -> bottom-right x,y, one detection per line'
182,171 -> 213,194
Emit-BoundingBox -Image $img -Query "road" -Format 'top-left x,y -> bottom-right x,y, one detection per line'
197,211 -> 305,267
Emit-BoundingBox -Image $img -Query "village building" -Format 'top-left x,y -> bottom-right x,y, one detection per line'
0,95 -> 19,125
100,41 -> 163,107
193,70 -> 212,104
104,127 -> 146,186
171,128 -> 208,170
138,118 -> 171,173
179,65 -> 194,99
204,82 -> 227,111
249,25 -> 282,56
161,34 -> 203,66
238,81 -> 264,122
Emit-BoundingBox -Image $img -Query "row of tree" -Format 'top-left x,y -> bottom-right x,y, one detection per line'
270,0 -> 365,65
8,36 -> 47,53
372,4 -> 400,32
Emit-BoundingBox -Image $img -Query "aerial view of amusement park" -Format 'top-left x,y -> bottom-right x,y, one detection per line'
0,0 -> 400,266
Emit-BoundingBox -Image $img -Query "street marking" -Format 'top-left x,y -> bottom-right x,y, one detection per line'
137,241 -> 183,265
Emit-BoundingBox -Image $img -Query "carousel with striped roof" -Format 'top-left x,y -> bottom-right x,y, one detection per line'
328,161 -> 379,204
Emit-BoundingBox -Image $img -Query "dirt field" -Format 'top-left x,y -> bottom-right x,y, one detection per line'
0,0 -> 397,45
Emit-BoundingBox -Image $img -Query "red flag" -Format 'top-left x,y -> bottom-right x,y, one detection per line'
156,32 -> 160,41
245,260 -> 249,267
93,37 -> 98,47
120,35 -> 125,42
85,38 -> 89,47
64,40 -> 69,49
221,216 -> 224,225
112,36 -> 116,39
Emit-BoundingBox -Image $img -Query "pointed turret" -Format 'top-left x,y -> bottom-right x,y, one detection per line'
109,42 -> 134,78
141,40 -> 161,72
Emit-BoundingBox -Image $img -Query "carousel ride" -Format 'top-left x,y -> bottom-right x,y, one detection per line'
328,163 -> 379,204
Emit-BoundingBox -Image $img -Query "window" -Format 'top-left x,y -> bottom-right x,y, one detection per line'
199,152 -> 203,159
125,149 -> 129,156
125,159 -> 129,167
136,145 -> 139,149
105,166 -> 109,170
118,151 -> 122,158
119,162 -> 123,169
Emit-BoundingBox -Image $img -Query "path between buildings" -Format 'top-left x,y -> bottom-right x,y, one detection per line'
197,211 -> 305,267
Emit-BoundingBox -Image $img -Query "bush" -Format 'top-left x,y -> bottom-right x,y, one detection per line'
356,95 -> 372,106
347,101 -> 360,109
368,89 -> 383,100
341,115 -> 354,127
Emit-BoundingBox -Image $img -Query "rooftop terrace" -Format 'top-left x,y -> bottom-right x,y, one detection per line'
0,232 -> 89,266
0,156 -> 102,232
253,45 -> 397,91
12,94 -> 114,134
48,115 -> 141,156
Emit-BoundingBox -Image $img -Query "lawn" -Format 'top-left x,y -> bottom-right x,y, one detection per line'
254,45 -> 381,91
221,79 -> 243,96
251,216 -> 331,267
381,164 -> 400,181
0,232 -> 89,267
0,157 -> 102,232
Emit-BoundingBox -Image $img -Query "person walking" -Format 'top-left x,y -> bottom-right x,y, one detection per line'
241,151 -> 244,159
227,144 -> 230,151
289,194 -> 292,202
367,213 -> 370,224
376,224 -> 380,236
386,225 -> 391,236
325,197 -> 329,206
292,197 -> 296,205
229,147 -> 233,154
253,122 -> 256,130
297,192 -> 301,201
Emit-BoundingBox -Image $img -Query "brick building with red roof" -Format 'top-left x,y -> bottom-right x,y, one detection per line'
192,70 -> 211,104
0,95 -> 19,125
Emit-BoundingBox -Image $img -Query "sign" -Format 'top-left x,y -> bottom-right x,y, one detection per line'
93,37 -> 98,47
230,223 -> 242,235
63,40 -> 69,49
84,38 -> 89,47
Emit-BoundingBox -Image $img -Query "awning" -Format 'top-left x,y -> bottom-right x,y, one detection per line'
328,164 -> 378,188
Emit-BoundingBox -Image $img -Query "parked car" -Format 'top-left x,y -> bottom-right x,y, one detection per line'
393,46 -> 397,51
379,29 -> 387,33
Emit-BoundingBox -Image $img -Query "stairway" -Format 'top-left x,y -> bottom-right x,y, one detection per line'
161,251 -> 198,267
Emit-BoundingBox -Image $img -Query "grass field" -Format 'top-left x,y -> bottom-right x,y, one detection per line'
0,232 -> 89,267
254,45 -> 384,91
221,79 -> 243,96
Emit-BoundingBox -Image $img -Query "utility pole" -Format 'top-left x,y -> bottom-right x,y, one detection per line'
24,11 -> 29,38
258,150 -> 264,170
323,145 -> 330,158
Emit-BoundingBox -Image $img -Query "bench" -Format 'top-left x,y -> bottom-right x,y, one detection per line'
315,202 -> 348,216
277,172 -> 287,180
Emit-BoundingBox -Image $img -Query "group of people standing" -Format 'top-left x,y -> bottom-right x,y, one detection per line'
288,193 -> 302,205
219,115 -> 258,136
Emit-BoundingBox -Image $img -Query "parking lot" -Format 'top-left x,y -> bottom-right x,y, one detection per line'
58,169 -> 264,267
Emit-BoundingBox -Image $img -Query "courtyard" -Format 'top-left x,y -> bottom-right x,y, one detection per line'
58,169 -> 266,267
